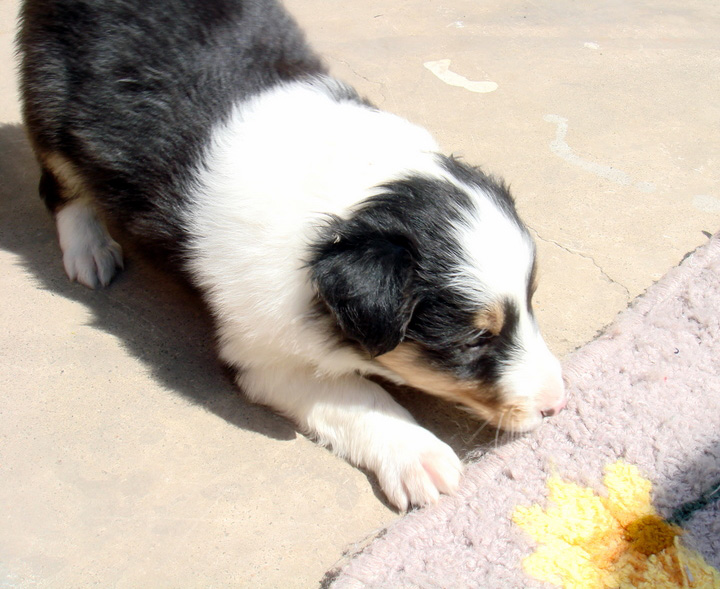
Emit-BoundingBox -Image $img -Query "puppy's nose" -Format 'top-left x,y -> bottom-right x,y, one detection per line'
538,369 -> 567,418
541,395 -> 567,418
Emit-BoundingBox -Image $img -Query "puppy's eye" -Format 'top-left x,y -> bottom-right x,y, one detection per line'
462,331 -> 492,349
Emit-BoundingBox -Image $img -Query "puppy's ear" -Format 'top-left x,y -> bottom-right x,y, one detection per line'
310,230 -> 418,357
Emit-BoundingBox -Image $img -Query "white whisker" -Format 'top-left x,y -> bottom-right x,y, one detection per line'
466,419 -> 491,445
494,411 -> 505,449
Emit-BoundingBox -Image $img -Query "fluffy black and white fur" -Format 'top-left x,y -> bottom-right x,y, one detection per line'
18,0 -> 566,510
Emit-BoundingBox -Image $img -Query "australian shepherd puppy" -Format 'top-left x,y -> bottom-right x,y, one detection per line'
17,0 -> 566,510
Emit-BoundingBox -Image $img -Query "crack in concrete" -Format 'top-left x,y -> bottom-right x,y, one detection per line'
327,56 -> 387,104
529,227 -> 631,300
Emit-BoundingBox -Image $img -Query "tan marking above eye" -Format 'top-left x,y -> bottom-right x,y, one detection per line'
474,301 -> 505,336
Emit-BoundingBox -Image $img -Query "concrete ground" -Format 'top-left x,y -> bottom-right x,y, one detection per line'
1,0 -> 719,586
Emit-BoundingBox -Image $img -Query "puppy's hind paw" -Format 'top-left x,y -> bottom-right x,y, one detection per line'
63,237 -> 123,289
56,200 -> 124,289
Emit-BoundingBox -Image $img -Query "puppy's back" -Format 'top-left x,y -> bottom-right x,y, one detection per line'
17,0 -> 325,247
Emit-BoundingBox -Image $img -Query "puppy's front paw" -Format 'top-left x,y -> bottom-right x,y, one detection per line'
377,429 -> 463,511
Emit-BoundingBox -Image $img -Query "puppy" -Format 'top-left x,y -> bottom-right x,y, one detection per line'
17,0 -> 566,510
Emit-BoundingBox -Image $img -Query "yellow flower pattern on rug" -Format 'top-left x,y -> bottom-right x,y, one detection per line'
513,462 -> 720,588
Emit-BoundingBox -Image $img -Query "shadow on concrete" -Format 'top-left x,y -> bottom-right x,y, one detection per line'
0,122 -> 295,442
0,122 -> 510,491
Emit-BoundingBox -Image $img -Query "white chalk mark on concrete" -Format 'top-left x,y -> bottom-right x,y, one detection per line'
544,114 -> 656,192
584,42 -> 600,50
693,195 -> 720,213
423,59 -> 498,93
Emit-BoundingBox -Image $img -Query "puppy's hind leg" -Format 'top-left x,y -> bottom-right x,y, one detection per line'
39,154 -> 123,289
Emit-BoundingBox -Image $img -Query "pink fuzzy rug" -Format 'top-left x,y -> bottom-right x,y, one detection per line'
326,232 -> 720,588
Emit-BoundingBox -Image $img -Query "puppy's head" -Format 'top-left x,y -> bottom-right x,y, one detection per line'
310,156 -> 566,433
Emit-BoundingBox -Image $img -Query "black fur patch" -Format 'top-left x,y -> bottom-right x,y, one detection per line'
310,229 -> 419,357
18,0 -> 328,253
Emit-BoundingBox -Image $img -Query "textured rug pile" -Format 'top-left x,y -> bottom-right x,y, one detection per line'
327,232 -> 720,588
